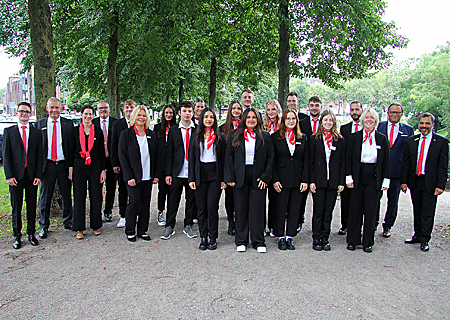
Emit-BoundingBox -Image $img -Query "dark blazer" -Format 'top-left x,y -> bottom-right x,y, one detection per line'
299,117 -> 313,137
377,121 -> 414,179
165,124 -> 196,178
298,111 -> 308,120
271,131 -> 308,188
153,123 -> 170,179
188,132 -> 226,188
35,116 -> 74,172
68,125 -> 107,170
340,121 -> 353,141
346,130 -> 390,190
93,116 -> 117,158
224,130 -> 274,189
118,127 -> 157,184
401,133 -> 448,194
3,125 -> 43,181
111,118 -> 129,168
309,135 -> 345,189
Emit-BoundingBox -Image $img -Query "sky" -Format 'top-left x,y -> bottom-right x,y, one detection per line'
1,0 -> 450,89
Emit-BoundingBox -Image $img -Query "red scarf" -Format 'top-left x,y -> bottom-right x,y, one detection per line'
194,115 -> 200,120
323,129 -> 333,149
286,129 -> 295,145
205,128 -> 216,149
268,120 -> 278,132
165,123 -> 170,136
244,128 -> 256,142
233,118 -> 241,130
134,125 -> 146,136
79,123 -> 95,165
363,128 -> 375,145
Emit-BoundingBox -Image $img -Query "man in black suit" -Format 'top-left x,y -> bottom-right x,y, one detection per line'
3,102 -> 43,249
93,100 -> 117,222
338,101 -> 363,235
287,92 -> 308,120
111,99 -> 136,228
401,113 -> 449,252
241,90 -> 254,110
35,97 -> 74,239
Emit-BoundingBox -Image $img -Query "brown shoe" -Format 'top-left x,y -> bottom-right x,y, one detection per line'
93,230 -> 101,236
76,231 -> 84,239
382,228 -> 391,238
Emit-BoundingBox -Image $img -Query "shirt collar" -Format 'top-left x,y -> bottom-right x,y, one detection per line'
388,121 -> 398,127
48,116 -> 61,123
17,122 -> 29,130
179,121 -> 195,129
420,132 -> 433,140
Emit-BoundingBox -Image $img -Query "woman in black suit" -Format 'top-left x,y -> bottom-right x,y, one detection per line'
225,108 -> 274,253
271,109 -> 308,251
68,104 -> 106,240
153,105 -> 177,227
189,108 -> 227,250
219,100 -> 243,236
346,108 -> 390,252
118,106 -> 159,242
309,110 -> 345,251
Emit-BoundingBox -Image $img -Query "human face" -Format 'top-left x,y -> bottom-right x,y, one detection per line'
231,103 -> 242,118
123,103 -> 136,120
362,111 -> 376,131
97,102 -> 110,119
179,106 -> 193,123
164,108 -> 174,122
135,110 -> 147,127
266,104 -> 278,120
82,108 -> 93,125
287,95 -> 299,110
241,92 -> 254,108
17,104 -> 32,124
245,111 -> 258,130
203,111 -> 215,128
350,103 -> 363,122
308,100 -> 322,118
322,114 -> 334,131
418,116 -> 434,136
387,104 -> 403,124
194,101 -> 205,116
285,111 -> 297,130
46,100 -> 61,120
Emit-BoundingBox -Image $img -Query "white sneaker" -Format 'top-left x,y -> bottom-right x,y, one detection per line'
117,218 -> 126,228
157,212 -> 166,226
192,219 -> 198,224
237,245 -> 246,252
257,246 -> 267,253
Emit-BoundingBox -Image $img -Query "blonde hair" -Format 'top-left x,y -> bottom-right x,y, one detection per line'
263,99 -> 282,131
360,108 -> 379,129
129,105 -> 150,128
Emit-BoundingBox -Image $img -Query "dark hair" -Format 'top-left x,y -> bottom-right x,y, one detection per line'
18,101 -> 32,111
179,101 -> 194,110
286,92 -> 298,99
231,108 -> 264,151
195,99 -> 205,104
314,110 -> 341,141
309,96 -> 322,104
279,109 -> 302,140
419,112 -> 435,123
193,108 -> 222,154
242,89 -> 253,95
157,105 -> 177,139
388,103 -> 403,112
81,104 -> 94,114
222,100 -> 243,139
350,101 -> 363,108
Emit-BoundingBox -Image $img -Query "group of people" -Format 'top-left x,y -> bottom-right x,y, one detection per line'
3,92 -> 448,254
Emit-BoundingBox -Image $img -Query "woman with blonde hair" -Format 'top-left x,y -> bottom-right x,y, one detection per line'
263,99 -> 282,134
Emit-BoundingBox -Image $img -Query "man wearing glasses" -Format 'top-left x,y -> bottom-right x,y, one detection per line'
377,103 -> 414,237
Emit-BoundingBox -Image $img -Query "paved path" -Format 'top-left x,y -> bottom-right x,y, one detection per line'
1,189 -> 449,319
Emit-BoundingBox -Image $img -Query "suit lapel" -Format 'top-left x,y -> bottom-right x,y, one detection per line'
12,125 -> 26,153
255,134 -> 261,152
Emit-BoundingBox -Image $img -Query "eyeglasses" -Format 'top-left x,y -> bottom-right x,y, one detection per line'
98,107 -> 109,110
388,111 -> 402,115
18,110 -> 31,114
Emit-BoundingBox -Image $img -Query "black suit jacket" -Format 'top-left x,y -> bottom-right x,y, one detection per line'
153,123 -> 170,179
224,130 -> 274,189
165,124 -> 196,178
340,121 -> 353,141
35,116 -> 74,172
93,116 -> 117,159
346,130 -> 390,190
300,117 -> 313,137
118,127 -> 157,184
3,124 -> 43,181
401,133 -> 449,194
111,117 -> 129,168
309,135 -> 345,189
271,131 -> 308,188
188,132 -> 226,188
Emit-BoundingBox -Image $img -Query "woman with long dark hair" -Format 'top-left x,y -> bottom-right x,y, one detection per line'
309,110 -> 345,251
188,108 -> 226,250
153,105 -> 177,226
225,108 -> 274,253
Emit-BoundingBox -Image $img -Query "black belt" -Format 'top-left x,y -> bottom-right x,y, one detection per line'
47,159 -> 65,165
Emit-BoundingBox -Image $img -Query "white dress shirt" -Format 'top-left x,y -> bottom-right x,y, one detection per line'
416,132 -> 433,175
47,117 -> 65,161
177,121 -> 195,178
137,134 -> 151,181
200,143 -> 216,163
387,121 -> 399,145
245,138 -> 256,165
17,123 -> 29,148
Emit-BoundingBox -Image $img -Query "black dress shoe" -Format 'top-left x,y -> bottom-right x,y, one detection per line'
227,223 -> 235,236
338,228 -> 347,235
199,238 -> 208,250
286,238 -> 295,250
322,239 -> 331,251
312,239 -> 323,251
405,236 -> 420,244
278,238 -> 287,250
12,237 -> 21,249
64,224 -> 72,230
127,235 -> 137,242
105,213 -> 113,222
39,228 -> 48,239
382,228 -> 391,238
420,242 -> 429,252
363,246 -> 373,253
28,234 -> 39,246
347,244 -> 355,251
137,234 -> 151,241
208,239 -> 217,250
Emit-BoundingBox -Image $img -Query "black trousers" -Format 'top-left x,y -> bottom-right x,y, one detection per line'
267,185 -> 276,230
117,170 -> 128,218
166,177 -> 195,228
340,186 -> 350,229
224,186 -> 235,223
72,162 -> 103,231
347,164 -> 380,248
312,187 -> 338,240
410,175 -> 438,243
233,165 -> 266,248
10,170 -> 38,237
125,180 -> 152,236
103,157 -> 116,216
273,187 -> 303,237
382,177 -> 401,230
39,161 -> 73,229
194,162 -> 221,239
298,186 -> 310,225
157,174 -> 170,212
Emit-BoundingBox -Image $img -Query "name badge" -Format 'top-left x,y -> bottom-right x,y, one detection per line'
401,134 -> 408,137
42,127 -> 47,130
330,146 -> 336,151
399,131 -> 403,134
94,138 -> 97,140
295,142 -> 301,145
147,136 -> 152,139
375,145 -> 381,149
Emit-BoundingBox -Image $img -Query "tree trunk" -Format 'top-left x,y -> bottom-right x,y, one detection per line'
277,0 -> 290,110
108,11 -> 119,118
27,0 -> 56,119
209,57 -> 217,109
178,78 -> 184,104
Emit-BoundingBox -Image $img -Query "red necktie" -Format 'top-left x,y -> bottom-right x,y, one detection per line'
389,123 -> 395,148
183,127 -> 190,161
51,120 -> 57,161
355,123 -> 359,133
416,136 -> 426,176
312,119 -> 319,134
102,120 -> 109,157
22,126 -> 27,167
